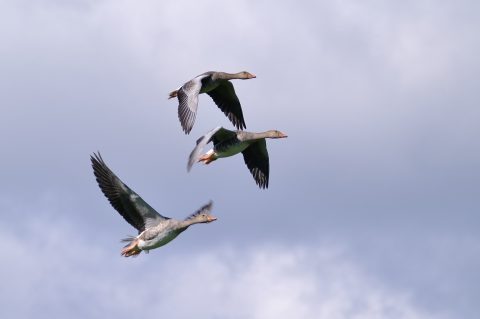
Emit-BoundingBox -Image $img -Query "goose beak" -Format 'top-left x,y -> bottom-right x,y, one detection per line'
279,132 -> 288,138
250,74 -> 256,79
207,216 -> 217,222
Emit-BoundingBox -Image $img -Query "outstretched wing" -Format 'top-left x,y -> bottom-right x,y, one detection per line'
184,201 -> 214,220
207,81 -> 246,130
187,127 -> 236,171
177,74 -> 211,134
241,140 -> 269,189
91,152 -> 169,233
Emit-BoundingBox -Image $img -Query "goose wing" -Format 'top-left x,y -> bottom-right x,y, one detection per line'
177,74 -> 210,134
91,153 -> 169,233
187,126 -> 236,171
184,201 -> 214,220
241,140 -> 269,189
206,81 -> 246,130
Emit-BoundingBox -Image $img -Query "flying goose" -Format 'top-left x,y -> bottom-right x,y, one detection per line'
188,127 -> 287,189
169,71 -> 256,134
91,152 -> 217,257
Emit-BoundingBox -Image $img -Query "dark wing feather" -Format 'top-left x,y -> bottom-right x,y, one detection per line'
91,153 -> 169,233
207,81 -> 246,130
185,201 -> 213,221
241,140 -> 269,189
211,127 -> 238,147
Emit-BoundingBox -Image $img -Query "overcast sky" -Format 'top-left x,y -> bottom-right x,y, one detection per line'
1,0 -> 479,318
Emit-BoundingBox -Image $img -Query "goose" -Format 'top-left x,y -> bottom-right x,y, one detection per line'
169,71 -> 256,134
188,127 -> 287,189
91,152 -> 217,257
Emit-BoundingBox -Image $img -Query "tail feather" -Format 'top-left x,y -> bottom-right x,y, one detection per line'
168,90 -> 178,99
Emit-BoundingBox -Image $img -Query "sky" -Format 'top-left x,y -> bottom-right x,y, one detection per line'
1,0 -> 479,318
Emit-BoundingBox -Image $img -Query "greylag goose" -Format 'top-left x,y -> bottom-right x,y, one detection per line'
169,71 -> 256,134
188,127 -> 287,189
91,152 -> 217,257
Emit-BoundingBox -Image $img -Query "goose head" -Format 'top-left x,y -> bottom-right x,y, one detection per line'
186,211 -> 218,224
239,71 -> 256,79
267,130 -> 288,139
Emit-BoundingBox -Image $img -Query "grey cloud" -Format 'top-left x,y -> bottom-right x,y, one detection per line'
0,0 -> 478,318
0,215 -> 452,319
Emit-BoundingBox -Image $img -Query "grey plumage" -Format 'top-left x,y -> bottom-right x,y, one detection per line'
91,152 -> 168,233
170,71 -> 255,134
188,127 -> 287,189
91,152 -> 217,257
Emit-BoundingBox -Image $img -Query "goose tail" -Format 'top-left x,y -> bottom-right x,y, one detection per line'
168,90 -> 178,99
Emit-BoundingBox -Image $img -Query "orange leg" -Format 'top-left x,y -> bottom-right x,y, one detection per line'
121,240 -> 142,257
198,152 -> 217,165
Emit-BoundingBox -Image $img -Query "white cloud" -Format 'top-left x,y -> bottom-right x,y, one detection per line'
0,216 -> 449,319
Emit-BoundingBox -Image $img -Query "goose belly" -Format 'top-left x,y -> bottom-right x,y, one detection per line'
215,141 -> 250,158
139,230 -> 182,250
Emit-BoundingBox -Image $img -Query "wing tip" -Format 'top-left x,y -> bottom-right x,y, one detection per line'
187,159 -> 194,172
203,200 -> 214,212
256,179 -> 269,189
178,109 -> 195,134
90,151 -> 109,172
235,119 -> 247,130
